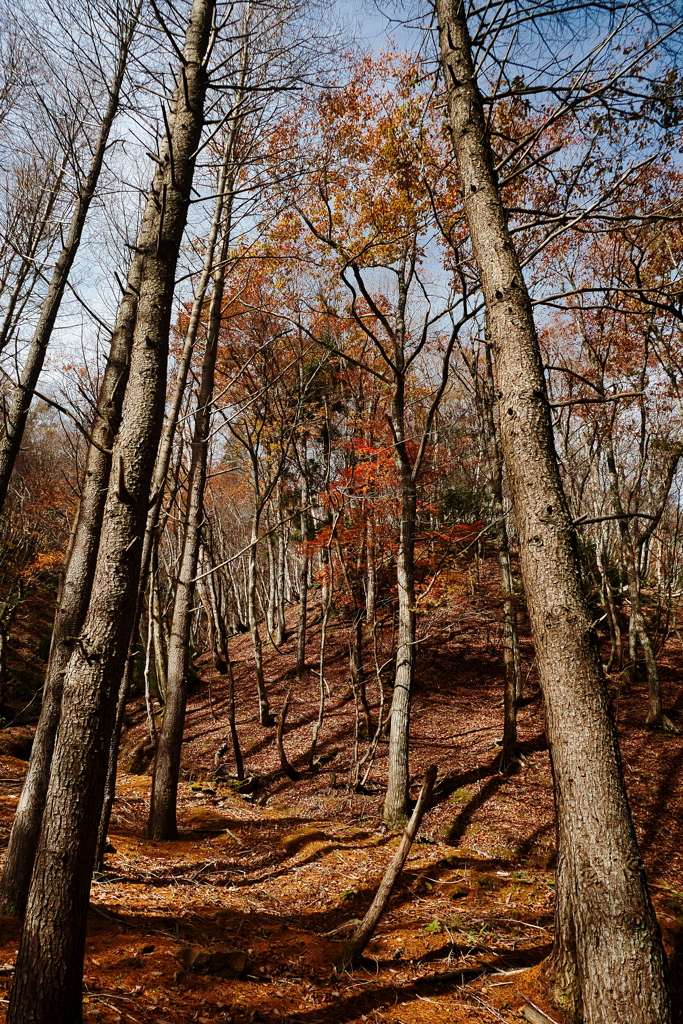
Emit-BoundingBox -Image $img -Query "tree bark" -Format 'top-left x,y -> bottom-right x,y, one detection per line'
436,5 -> 672,1022
383,455 -> 417,823
247,507 -> 274,725
148,164 -> 234,839
0,6 -> 144,915
7,4 -> 214,1020
383,330 -> 418,824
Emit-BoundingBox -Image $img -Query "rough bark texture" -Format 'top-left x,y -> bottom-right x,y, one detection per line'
0,6 -> 143,916
436,4 -> 672,1023
0,255 -> 140,916
7,3 -> 214,1020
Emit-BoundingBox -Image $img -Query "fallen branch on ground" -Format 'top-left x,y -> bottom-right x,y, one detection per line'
334,764 -> 438,973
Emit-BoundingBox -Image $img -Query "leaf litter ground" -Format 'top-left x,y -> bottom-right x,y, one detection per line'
0,571 -> 682,1024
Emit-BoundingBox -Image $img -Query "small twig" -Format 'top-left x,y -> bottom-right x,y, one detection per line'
496,917 -> 551,932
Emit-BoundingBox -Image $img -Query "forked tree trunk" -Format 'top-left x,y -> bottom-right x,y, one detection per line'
0,2 -> 142,516
436,5 -> 672,1023
7,5 -> 214,1021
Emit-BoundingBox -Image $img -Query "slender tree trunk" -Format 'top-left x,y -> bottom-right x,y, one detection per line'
94,652 -> 136,871
266,527 -> 277,637
7,6 -> 214,1021
603,429 -> 678,730
151,559 -> 168,703
436,6 -> 672,1022
225,650 -> 244,780
276,503 -> 288,643
148,176 -> 233,839
336,765 -> 437,972
247,510 -> 274,725
383,430 -> 417,824
296,479 -> 311,677
0,3 -> 142,516
478,341 -> 522,767
309,522 -> 338,769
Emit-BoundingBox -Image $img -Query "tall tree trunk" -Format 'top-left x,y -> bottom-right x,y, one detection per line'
247,509 -> 274,725
266,527 -> 277,637
296,477 -> 311,678
0,2 -> 142,515
7,5 -> 214,1021
0,37 -> 144,910
148,174 -> 233,839
0,256 -> 140,915
95,92 -> 247,859
383,368 -> 417,823
276,500 -> 288,643
477,341 -> 522,767
603,430 -> 678,731
436,5 -> 672,1023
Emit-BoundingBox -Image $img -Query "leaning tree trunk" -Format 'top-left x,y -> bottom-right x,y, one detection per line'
7,5 -> 214,1022
436,5 -> 672,1023
0,6 -> 144,916
0,252 -> 141,916
96,96 -> 249,862
0,1 -> 142,516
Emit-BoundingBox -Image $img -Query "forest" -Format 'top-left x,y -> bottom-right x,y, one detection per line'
0,0 -> 681,1021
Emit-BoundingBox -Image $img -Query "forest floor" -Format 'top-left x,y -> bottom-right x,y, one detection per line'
0,566 -> 682,1023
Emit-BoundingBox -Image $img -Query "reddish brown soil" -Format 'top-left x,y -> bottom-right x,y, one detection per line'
0,567 -> 681,1023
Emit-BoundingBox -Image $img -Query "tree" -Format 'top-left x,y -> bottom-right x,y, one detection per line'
435,2 -> 672,1021
0,0 -> 143,516
268,54 -> 470,821
7,1 -> 215,1019
0,0 -> 143,918
147,112 -> 237,839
